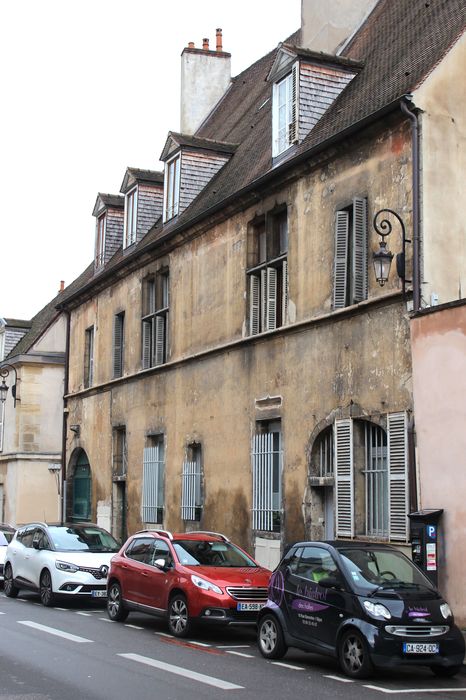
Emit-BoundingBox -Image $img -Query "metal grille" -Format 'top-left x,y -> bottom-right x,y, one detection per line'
252,431 -> 282,532
181,456 -> 202,521
78,567 -> 107,580
226,587 -> 268,601
364,423 -> 388,537
317,427 -> 334,478
142,445 -> 164,523
385,625 -> 449,638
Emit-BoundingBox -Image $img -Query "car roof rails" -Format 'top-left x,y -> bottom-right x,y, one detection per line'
134,528 -> 173,540
184,531 -> 230,543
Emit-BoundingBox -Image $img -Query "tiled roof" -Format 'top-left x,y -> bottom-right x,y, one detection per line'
160,132 -> 238,161
3,319 -> 32,329
126,168 -> 164,184
99,194 -> 125,209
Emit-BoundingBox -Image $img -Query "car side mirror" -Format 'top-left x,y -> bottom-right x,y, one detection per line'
32,540 -> 40,550
154,557 -> 170,571
318,575 -> 342,590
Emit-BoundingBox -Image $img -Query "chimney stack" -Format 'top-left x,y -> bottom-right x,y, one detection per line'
59,280 -> 65,293
180,29 -> 231,135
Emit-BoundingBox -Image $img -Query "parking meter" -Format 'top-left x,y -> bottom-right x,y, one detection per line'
407,509 -> 443,587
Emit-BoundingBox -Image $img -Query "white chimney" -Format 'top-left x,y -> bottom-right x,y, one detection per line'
301,0 -> 379,54
180,29 -> 231,135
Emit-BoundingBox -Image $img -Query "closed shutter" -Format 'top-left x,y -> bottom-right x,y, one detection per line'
282,260 -> 289,326
333,211 -> 349,309
335,418 -> 354,537
252,432 -> 274,531
113,314 -> 124,378
249,274 -> 260,335
289,62 -> 299,144
89,331 -> 94,386
142,446 -> 164,523
154,316 -> 165,366
266,267 -> 278,330
142,320 -> 151,369
388,411 -> 408,541
181,461 -> 201,521
352,197 -> 368,303
260,268 -> 267,331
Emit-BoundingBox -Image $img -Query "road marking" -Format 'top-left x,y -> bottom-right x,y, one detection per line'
98,617 -> 114,622
18,620 -> 93,643
363,686 -> 466,694
187,640 -> 211,647
324,675 -> 354,683
118,653 -> 243,690
76,611 -> 92,616
217,645 -> 251,649
125,624 -> 144,630
53,607 -> 67,611
270,661 -> 304,670
155,632 -> 174,638
226,651 -> 254,658
0,611 -> 5,615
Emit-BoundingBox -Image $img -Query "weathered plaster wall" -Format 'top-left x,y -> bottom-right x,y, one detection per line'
413,33 -> 466,307
410,302 -> 466,626
33,313 -> 66,352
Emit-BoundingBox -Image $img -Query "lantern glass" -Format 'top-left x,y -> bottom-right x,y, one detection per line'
372,244 -> 393,287
0,379 -> 8,404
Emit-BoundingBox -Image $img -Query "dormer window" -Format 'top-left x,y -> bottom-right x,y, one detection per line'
95,213 -> 106,268
124,187 -> 138,247
272,64 -> 298,157
164,154 -> 180,222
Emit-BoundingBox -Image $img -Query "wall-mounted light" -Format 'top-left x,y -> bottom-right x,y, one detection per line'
70,424 -> 80,436
0,364 -> 18,407
372,209 -> 411,294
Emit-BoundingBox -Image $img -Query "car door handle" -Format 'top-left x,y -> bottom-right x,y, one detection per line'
141,571 -> 149,577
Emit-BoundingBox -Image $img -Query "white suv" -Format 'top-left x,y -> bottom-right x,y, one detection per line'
4,522 -> 120,606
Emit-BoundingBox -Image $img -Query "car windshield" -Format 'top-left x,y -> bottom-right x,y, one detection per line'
173,539 -> 257,567
48,526 -> 120,552
338,548 -> 435,596
0,531 -> 13,546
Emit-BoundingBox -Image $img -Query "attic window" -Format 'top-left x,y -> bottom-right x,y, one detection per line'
272,63 -> 298,157
164,154 -> 180,222
124,187 -> 138,248
95,213 -> 106,268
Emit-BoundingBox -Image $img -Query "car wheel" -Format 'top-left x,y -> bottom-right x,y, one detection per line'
430,665 -> 462,678
39,570 -> 56,607
338,628 -> 374,679
3,564 -> 19,598
257,614 -> 287,659
107,582 -> 128,622
168,594 -> 191,638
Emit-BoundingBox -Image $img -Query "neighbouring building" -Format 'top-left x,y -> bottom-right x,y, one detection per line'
56,0 -> 465,624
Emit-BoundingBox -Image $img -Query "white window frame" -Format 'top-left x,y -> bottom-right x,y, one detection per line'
142,272 -> 169,369
124,187 -> 138,248
95,213 -> 106,267
142,440 -> 165,523
272,63 -> 298,157
163,154 -> 181,222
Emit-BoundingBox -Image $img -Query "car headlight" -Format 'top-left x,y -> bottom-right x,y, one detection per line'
55,560 -> 79,573
363,600 -> 391,620
191,575 -> 222,595
440,602 -> 452,619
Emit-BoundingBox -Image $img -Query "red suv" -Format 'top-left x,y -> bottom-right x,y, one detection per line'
107,530 -> 271,637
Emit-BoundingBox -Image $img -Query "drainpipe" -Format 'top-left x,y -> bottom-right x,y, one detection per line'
401,98 -> 421,312
60,310 -> 71,524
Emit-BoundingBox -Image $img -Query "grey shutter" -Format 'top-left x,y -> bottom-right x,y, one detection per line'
181,460 -> 201,520
260,268 -> 267,331
113,315 -> 123,378
266,267 -> 278,330
333,211 -> 349,309
142,321 -> 151,369
155,316 -> 165,366
335,418 -> 354,537
252,432 -> 274,531
352,197 -> 368,303
142,445 -> 164,523
282,260 -> 289,326
388,411 -> 408,541
289,62 -> 299,144
249,275 -> 260,335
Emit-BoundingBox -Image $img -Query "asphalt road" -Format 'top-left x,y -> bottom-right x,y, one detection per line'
1,591 -> 465,700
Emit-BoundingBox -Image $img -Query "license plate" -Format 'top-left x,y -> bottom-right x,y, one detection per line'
237,602 -> 265,611
91,590 -> 107,598
403,642 -> 439,654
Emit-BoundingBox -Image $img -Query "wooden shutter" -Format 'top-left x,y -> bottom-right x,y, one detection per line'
388,411 -> 408,541
154,316 -> 165,366
335,418 -> 354,537
113,314 -> 123,378
282,260 -> 289,326
249,275 -> 260,335
142,321 -> 151,369
333,211 -> 349,309
352,197 -> 368,303
289,62 -> 299,144
266,267 -> 277,331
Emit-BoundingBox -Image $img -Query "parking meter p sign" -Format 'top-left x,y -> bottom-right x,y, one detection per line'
427,525 -> 437,540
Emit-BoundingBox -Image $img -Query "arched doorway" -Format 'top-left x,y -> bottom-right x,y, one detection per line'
71,450 -> 92,521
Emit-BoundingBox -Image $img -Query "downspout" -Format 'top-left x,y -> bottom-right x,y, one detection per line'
60,310 -> 71,524
401,98 -> 421,312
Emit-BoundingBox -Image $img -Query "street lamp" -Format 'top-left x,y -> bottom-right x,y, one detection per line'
372,209 -> 411,293
0,364 -> 18,407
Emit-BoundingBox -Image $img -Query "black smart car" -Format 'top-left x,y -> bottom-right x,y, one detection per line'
257,541 -> 465,678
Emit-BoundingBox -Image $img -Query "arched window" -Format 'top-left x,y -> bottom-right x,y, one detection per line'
72,451 -> 91,521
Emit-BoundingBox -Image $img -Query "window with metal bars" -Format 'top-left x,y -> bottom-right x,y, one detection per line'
247,209 -> 288,335
142,271 -> 169,368
313,426 -> 334,478
333,197 -> 368,309
364,423 -> 388,537
181,444 -> 203,521
142,436 -> 165,524
252,421 -> 282,532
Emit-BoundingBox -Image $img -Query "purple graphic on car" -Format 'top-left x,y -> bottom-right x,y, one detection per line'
268,569 -> 285,608
291,599 -> 329,613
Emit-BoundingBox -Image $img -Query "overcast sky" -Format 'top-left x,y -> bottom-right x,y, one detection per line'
0,0 -> 301,320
